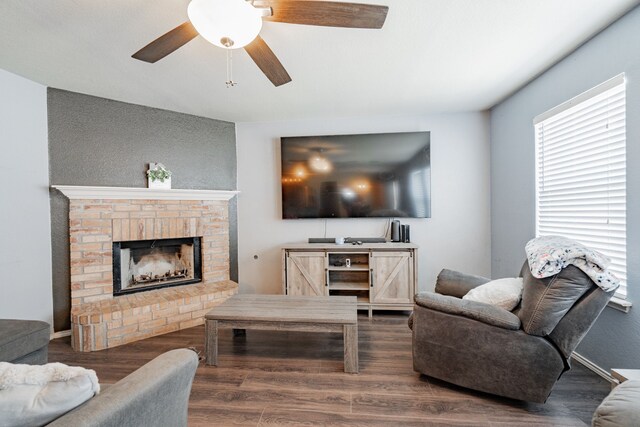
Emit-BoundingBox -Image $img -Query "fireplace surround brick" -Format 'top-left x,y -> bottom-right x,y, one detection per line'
71,280 -> 237,351
67,196 -> 238,351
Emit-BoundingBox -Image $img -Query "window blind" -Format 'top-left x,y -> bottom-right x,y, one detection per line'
534,74 -> 627,298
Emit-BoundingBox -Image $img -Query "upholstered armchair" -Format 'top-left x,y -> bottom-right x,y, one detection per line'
409,263 -> 614,403
48,349 -> 198,426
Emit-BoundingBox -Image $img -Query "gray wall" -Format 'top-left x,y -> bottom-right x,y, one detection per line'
0,69 -> 52,329
491,6 -> 640,370
48,89 -> 237,332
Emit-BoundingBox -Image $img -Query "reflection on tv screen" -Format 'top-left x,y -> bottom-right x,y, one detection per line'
281,132 -> 431,219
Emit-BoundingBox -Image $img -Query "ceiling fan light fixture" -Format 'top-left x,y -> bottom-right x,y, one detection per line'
187,0 -> 262,49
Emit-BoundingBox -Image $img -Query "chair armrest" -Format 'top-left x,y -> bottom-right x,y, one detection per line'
435,269 -> 491,298
48,349 -> 198,427
414,292 -> 521,330
411,298 -> 564,403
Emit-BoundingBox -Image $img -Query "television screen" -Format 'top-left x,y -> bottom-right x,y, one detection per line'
281,131 -> 431,219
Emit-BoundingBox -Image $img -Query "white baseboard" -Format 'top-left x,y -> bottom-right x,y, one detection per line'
51,329 -> 71,340
571,352 -> 615,384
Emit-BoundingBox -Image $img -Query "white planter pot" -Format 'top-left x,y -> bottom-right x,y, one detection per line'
148,176 -> 171,189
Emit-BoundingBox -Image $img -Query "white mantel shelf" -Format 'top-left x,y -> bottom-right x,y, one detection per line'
52,185 -> 239,201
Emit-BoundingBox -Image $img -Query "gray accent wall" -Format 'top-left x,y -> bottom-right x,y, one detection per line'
48,89 -> 237,332
491,6 -> 640,370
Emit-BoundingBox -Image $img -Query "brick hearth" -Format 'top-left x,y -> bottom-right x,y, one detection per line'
54,187 -> 239,352
71,281 -> 237,351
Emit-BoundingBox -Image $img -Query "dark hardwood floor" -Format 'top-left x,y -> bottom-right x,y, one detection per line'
49,313 -> 609,426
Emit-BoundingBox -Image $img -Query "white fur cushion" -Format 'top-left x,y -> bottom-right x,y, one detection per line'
462,277 -> 524,311
0,362 -> 100,427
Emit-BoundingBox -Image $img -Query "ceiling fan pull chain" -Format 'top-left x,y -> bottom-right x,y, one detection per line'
226,49 -> 238,88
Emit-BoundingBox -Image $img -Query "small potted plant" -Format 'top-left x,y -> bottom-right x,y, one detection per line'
147,162 -> 172,189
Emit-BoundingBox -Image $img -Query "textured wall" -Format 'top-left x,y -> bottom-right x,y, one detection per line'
491,6 -> 640,370
48,89 -> 237,332
236,113 -> 491,295
0,70 -> 52,328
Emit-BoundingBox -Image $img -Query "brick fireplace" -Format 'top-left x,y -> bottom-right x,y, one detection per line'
53,186 -> 239,352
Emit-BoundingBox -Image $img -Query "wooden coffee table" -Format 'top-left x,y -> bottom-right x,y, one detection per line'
204,294 -> 358,373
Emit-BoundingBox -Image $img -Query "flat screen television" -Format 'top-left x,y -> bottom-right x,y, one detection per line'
280,131 -> 431,219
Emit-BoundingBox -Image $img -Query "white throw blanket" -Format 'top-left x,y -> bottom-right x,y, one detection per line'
525,235 -> 620,292
0,362 -> 100,393
0,362 -> 101,427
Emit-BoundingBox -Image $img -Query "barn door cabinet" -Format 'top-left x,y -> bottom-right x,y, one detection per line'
282,243 -> 418,316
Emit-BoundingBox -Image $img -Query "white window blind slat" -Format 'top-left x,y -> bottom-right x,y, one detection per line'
540,160 -> 625,180
537,221 -> 626,231
537,98 -> 625,137
534,74 -> 625,124
537,215 -> 625,222
535,75 -> 627,299
539,189 -> 626,201
537,132 -> 625,155
540,140 -> 626,166
536,115 -> 625,143
538,110 -> 625,146
539,178 -> 625,194
537,90 -> 625,131
538,134 -> 625,160
539,182 -> 625,195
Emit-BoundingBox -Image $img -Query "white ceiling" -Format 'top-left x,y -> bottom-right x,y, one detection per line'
1,0 -> 638,123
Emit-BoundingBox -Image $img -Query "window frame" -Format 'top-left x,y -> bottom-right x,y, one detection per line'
533,74 -> 627,300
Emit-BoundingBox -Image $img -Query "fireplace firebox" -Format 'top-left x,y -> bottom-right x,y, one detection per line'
112,237 -> 202,296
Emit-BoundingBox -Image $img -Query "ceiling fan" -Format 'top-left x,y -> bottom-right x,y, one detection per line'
132,0 -> 389,87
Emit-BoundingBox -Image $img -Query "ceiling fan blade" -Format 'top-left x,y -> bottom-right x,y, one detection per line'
265,1 -> 388,29
132,22 -> 199,63
244,36 -> 292,87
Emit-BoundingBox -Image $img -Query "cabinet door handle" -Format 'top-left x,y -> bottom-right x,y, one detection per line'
370,269 -> 374,287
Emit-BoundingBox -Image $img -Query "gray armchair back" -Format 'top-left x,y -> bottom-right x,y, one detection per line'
516,263 -> 613,360
410,262 -> 614,403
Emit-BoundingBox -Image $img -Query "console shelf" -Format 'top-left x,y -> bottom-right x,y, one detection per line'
282,242 -> 418,317
329,282 -> 370,290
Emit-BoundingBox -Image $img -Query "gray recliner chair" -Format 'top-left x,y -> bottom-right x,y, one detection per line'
409,262 -> 615,403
